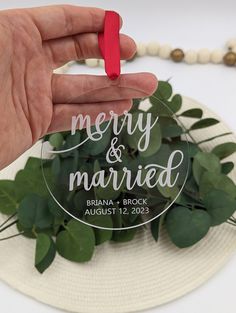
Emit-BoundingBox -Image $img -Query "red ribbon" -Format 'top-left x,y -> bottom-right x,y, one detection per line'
98,11 -> 121,80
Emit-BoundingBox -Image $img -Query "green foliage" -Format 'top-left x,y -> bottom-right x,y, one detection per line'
221,162 -> 234,175
212,142 -> 236,160
35,233 -> 56,273
151,213 -> 166,242
49,133 -> 64,149
190,118 -> 220,130
125,112 -> 162,157
56,220 -> 95,262
18,194 -> 54,231
192,152 -> 221,184
86,214 -> 113,245
166,206 -> 211,248
154,81 -> 172,100
170,94 -> 182,113
181,108 -> 203,118
1,80 -> 236,273
0,180 -> 18,215
199,172 -> 236,198
203,190 -> 236,226
112,228 -> 138,242
15,165 -> 54,201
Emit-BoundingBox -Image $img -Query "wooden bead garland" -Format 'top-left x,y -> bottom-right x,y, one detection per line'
55,38 -> 236,72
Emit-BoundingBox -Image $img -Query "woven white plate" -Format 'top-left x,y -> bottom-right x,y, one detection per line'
0,97 -> 236,313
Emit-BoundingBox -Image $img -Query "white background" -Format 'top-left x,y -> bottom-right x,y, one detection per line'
0,0 -> 236,312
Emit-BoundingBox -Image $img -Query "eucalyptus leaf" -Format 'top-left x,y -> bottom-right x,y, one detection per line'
158,184 -> 179,200
51,156 -> 61,177
190,118 -> 219,130
153,81 -> 172,100
203,190 -> 236,225
48,197 -> 65,219
212,142 -> 236,160
112,204 -> 122,229
151,213 -> 166,242
141,124 -> 162,158
0,180 -> 18,215
162,124 -> 183,138
35,233 -> 56,273
170,94 -> 182,113
74,189 -> 95,215
126,112 -> 162,157
193,152 -> 221,184
15,167 -> 54,201
181,108 -> 203,118
86,214 -> 113,245
170,141 -> 200,158
24,157 -> 41,170
18,194 -> 53,231
166,206 -> 211,248
151,218 -> 161,242
56,220 -> 95,262
221,162 -> 234,175
96,171 -> 125,200
61,132 -> 81,158
82,123 -> 112,156
199,171 -> 236,198
49,133 -> 64,149
94,160 -> 101,173
149,97 -> 171,116
58,151 -> 79,184
112,228 -> 137,242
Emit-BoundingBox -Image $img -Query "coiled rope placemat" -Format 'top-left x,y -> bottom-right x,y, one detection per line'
0,97 -> 236,313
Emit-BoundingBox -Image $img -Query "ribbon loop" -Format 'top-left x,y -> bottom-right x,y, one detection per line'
98,11 -> 121,80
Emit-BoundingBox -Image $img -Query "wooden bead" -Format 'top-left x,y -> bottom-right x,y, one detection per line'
85,59 -> 98,67
223,52 -> 236,66
184,50 -> 197,64
159,44 -> 172,59
147,42 -> 160,56
198,48 -> 210,64
210,49 -> 224,64
136,43 -> 147,56
170,48 -> 184,62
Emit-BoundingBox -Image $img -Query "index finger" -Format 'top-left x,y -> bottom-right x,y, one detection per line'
25,5 -> 121,40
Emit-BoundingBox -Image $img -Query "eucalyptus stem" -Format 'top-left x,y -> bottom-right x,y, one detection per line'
184,130 -> 198,145
0,232 -> 24,242
0,220 -> 18,233
0,213 -> 17,229
229,217 -> 236,223
197,132 -> 232,145
227,220 -> 236,226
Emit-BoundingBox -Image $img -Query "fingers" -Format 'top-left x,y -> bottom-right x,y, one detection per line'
25,5 -> 121,40
47,100 -> 132,133
52,73 -> 158,104
44,33 -> 136,68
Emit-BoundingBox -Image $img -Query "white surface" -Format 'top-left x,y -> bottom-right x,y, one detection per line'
0,0 -> 236,313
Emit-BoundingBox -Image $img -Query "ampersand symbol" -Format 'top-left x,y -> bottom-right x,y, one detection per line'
106,137 -> 125,164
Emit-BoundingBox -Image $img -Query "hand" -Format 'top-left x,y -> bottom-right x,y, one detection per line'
0,5 -> 158,170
